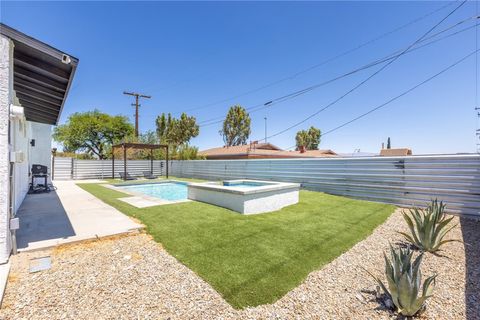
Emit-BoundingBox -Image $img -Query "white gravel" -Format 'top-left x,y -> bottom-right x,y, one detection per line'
1,208 -> 477,320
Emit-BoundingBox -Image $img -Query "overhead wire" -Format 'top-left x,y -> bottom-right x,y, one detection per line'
251,0 -> 468,142
255,49 -> 479,154
321,49 -> 478,137
198,16 -> 478,128
180,1 -> 459,114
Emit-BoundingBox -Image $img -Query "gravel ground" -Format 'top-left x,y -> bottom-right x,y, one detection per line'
1,209 -> 478,320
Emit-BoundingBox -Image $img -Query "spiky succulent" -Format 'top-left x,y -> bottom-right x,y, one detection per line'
369,245 -> 436,317
399,199 -> 458,252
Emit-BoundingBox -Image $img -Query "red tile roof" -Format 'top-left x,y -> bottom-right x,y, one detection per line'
199,143 -> 337,159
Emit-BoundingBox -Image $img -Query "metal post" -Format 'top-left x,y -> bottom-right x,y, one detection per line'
123,144 -> 127,181
51,149 -> 56,181
150,149 -> 153,174
166,146 -> 169,179
70,157 -> 74,180
134,95 -> 139,137
112,148 -> 115,179
264,116 -> 267,143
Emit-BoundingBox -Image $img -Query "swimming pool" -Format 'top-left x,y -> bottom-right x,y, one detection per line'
222,181 -> 271,188
118,182 -> 188,201
188,179 -> 300,214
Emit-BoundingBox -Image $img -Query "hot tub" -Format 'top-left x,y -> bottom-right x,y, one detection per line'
187,179 -> 300,214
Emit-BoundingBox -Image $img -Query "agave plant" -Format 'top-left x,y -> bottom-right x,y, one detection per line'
399,199 -> 458,252
368,245 -> 436,317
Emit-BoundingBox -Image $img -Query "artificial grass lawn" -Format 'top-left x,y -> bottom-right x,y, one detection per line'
79,183 -> 395,309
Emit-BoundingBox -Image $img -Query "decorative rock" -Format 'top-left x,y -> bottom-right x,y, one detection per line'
1,209 -> 478,320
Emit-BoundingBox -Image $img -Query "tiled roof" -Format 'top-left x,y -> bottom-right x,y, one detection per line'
199,143 -> 337,158
199,143 -> 281,156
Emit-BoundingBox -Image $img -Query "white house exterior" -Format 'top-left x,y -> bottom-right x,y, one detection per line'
0,24 -> 78,263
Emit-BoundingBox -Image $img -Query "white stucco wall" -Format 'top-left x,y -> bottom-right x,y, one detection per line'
0,35 -> 13,264
29,122 -> 52,179
0,35 -> 54,263
10,117 -> 29,213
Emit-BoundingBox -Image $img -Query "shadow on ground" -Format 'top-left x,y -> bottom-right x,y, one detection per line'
16,191 -> 75,249
460,217 -> 480,320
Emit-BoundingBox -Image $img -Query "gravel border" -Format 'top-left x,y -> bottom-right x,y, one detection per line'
1,209 -> 478,319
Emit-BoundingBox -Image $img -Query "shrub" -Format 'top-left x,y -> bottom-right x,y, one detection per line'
399,199 -> 458,252
368,245 -> 436,317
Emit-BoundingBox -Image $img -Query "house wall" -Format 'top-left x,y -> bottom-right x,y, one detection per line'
10,117 -> 29,213
28,122 -> 52,182
0,35 -> 53,263
0,35 -> 13,264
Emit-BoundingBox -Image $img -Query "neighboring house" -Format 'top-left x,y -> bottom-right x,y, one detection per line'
379,148 -> 412,156
199,142 -> 337,160
0,24 -> 78,263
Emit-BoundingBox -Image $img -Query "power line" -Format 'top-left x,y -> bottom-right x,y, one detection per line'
181,1 -> 458,115
253,0 -> 467,142
255,17 -> 478,108
322,49 -> 478,137
258,49 -> 478,154
198,16 -> 478,128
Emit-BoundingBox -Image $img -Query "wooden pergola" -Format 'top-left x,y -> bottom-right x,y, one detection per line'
112,142 -> 169,180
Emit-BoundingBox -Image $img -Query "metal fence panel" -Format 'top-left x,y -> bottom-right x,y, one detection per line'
53,158 -> 166,180
169,155 -> 480,217
53,155 -> 480,217
74,159 -> 166,180
52,157 -> 73,180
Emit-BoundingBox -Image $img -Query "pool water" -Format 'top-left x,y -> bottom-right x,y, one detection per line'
119,182 -> 187,201
222,181 -> 270,188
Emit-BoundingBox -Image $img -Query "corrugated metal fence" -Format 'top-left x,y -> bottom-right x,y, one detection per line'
53,157 -> 166,180
53,154 -> 480,217
169,154 -> 480,217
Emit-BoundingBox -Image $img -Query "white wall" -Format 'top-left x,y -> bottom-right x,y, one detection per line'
29,122 -> 52,177
0,35 -> 13,264
11,117 -> 29,213
0,35 -> 54,263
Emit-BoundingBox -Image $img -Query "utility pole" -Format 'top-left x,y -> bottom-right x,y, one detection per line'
476,107 -> 480,152
123,91 -> 151,137
264,117 -> 267,143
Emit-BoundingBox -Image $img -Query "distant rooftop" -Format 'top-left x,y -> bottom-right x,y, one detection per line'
379,148 -> 412,156
199,142 -> 337,160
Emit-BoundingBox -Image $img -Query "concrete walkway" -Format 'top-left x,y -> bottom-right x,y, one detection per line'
16,180 -> 143,251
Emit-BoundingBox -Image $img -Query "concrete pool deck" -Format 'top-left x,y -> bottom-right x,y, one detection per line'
15,180 -> 143,251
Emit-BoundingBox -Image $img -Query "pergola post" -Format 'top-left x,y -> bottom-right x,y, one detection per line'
166,146 -> 169,179
111,142 -> 168,181
112,147 -> 115,179
150,149 -> 153,174
123,143 -> 127,181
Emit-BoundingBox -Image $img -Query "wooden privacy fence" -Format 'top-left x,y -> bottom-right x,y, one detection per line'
53,154 -> 480,217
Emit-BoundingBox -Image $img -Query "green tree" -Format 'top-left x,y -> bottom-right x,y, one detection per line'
173,143 -> 205,160
295,126 -> 321,150
220,105 -> 251,146
53,110 -> 134,159
155,112 -> 199,147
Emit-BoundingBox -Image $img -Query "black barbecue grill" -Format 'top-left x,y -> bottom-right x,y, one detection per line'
30,164 -> 50,193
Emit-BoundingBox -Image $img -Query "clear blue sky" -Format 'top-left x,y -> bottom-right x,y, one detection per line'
1,1 -> 478,154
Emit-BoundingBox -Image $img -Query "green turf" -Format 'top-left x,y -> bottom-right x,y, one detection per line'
79,183 -> 394,308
